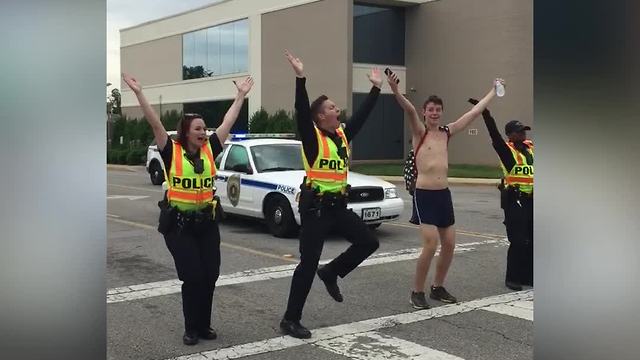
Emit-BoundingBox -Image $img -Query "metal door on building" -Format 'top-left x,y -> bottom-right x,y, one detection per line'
350,93 -> 404,161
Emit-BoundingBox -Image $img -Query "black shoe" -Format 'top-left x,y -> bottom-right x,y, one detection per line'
198,327 -> 217,340
410,291 -> 430,309
317,265 -> 343,302
505,280 -> 523,291
279,319 -> 311,339
183,330 -> 199,345
429,286 -> 458,303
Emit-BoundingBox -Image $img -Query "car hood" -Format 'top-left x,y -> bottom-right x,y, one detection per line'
254,170 -> 395,190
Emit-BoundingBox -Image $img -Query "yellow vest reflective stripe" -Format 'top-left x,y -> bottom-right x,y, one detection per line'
501,140 -> 534,193
302,127 -> 349,194
167,140 -> 217,211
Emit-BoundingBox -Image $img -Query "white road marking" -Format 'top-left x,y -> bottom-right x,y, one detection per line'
315,331 -> 464,359
107,195 -> 150,200
108,239 -> 505,304
166,291 -> 533,360
481,300 -> 534,321
106,213 -> 121,218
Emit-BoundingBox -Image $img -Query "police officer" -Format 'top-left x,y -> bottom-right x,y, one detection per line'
469,98 -> 533,291
123,73 -> 254,345
279,50 -> 381,339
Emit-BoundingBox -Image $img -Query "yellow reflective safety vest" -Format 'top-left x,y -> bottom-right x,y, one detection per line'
501,139 -> 534,194
167,140 -> 217,211
302,126 -> 349,194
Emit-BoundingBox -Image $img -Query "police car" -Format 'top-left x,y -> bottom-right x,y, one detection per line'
147,133 -> 404,238
213,134 -> 404,238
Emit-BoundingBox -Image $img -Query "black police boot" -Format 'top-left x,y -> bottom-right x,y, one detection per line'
183,330 -> 199,345
279,319 -> 311,339
317,265 -> 343,302
198,327 -> 217,340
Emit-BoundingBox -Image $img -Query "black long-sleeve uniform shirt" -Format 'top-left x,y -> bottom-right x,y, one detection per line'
481,110 -> 533,173
295,77 -> 380,164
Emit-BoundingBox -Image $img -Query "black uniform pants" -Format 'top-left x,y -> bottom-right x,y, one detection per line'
284,205 -> 379,321
503,191 -> 533,285
164,219 -> 221,332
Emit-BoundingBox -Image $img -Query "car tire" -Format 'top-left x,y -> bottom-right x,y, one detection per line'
368,223 -> 381,230
149,160 -> 164,185
265,195 -> 299,238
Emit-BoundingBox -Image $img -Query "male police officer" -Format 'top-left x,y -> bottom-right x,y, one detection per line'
470,98 -> 533,290
279,50 -> 381,339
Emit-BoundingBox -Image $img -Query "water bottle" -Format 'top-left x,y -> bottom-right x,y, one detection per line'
495,79 -> 505,97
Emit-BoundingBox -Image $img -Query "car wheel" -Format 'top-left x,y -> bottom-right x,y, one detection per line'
265,195 -> 299,238
368,223 -> 381,230
149,160 -> 164,185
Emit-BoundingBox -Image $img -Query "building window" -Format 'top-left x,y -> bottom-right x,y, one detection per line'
183,18 -> 249,80
353,3 -> 405,65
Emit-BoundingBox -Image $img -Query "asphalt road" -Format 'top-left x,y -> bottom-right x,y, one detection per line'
107,167 -> 532,360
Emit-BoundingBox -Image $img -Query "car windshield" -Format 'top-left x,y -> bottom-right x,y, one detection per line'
251,144 -> 304,173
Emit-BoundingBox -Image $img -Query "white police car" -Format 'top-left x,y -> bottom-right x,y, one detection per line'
213,134 -> 404,238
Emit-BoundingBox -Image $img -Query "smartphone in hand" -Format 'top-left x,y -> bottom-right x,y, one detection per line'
384,68 -> 400,84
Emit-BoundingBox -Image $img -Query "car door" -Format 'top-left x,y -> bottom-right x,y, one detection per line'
218,144 -> 256,216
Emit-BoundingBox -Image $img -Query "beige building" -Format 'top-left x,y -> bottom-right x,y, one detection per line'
120,0 -> 532,165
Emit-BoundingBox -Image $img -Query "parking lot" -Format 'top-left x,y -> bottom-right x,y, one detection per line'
107,166 -> 532,360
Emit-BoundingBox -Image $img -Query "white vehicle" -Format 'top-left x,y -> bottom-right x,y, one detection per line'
147,133 -> 404,238
213,134 -> 404,238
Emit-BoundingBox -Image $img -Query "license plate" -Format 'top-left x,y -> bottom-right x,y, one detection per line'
361,207 -> 381,221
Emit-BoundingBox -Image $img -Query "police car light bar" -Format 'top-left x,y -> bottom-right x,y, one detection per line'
230,133 -> 297,140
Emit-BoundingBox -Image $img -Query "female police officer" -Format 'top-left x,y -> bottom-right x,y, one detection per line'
122,73 -> 254,345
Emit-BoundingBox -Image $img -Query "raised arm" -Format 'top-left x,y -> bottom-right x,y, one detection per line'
343,67 -> 382,142
386,71 -> 425,141
122,73 -> 168,150
469,98 -> 515,171
215,76 -> 254,144
447,78 -> 504,136
285,50 -> 317,162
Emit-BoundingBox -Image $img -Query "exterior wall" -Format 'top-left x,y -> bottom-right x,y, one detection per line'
260,0 -> 353,115
120,35 -> 182,87
405,0 -> 533,165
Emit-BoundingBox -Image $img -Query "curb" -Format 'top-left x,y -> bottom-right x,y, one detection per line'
107,164 -> 146,172
376,175 -> 500,186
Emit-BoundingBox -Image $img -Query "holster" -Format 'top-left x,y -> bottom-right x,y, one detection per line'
157,195 -> 177,235
213,195 -> 225,221
298,180 -> 318,215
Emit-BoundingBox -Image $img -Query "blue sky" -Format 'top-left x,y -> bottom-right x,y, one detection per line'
107,0 -> 222,90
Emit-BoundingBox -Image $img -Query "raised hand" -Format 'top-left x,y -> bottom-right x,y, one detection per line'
367,67 -> 383,88
233,76 -> 254,95
284,49 -> 304,77
122,73 -> 142,94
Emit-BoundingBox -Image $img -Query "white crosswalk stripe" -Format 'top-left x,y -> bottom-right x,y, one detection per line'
315,331 -> 464,360
167,290 -> 533,360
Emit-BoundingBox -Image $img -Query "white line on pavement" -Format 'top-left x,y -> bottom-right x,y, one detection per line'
107,239 -> 506,304
315,331 -> 464,360
481,301 -> 534,321
167,290 -> 533,360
